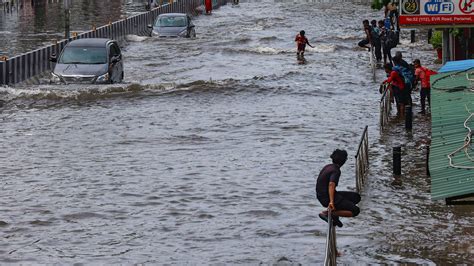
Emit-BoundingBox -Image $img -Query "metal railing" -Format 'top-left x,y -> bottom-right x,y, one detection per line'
325,125 -> 368,263
379,83 -> 392,131
0,0 -> 228,86
355,125 -> 369,193
323,209 -> 337,266
272,0 -> 372,3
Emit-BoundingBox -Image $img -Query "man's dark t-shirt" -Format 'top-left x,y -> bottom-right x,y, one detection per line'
400,59 -> 410,70
316,164 -> 341,205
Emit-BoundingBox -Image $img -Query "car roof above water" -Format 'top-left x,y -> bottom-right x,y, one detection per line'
67,38 -> 115,48
158,13 -> 187,17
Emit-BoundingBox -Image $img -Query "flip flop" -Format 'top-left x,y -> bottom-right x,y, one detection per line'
333,216 -> 343,228
319,212 -> 343,228
319,213 -> 329,223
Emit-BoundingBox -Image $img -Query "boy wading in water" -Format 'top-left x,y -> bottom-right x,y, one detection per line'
316,149 -> 361,229
295,30 -> 314,62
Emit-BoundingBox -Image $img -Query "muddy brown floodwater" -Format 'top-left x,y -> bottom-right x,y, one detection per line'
0,0 -> 472,264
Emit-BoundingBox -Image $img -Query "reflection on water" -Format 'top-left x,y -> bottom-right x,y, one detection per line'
0,0 -> 147,57
0,0 -> 473,264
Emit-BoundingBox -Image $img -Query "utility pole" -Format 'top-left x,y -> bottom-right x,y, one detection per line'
64,0 -> 71,40
442,28 -> 450,64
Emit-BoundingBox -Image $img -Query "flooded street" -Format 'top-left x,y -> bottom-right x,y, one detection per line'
1,0 -> 473,264
0,0 -> 146,57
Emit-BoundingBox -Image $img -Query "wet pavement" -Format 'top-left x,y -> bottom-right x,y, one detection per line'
0,0 -> 473,264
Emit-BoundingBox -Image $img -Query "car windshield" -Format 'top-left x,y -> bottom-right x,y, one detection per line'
155,16 -> 187,27
58,47 -> 107,64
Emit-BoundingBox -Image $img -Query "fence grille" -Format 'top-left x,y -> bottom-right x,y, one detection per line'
325,124 -> 368,264
355,125 -> 369,193
379,84 -> 392,131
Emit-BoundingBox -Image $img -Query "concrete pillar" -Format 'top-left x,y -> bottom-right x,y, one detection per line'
393,147 -> 401,176
405,105 -> 412,131
64,0 -> 71,39
0,61 -> 5,85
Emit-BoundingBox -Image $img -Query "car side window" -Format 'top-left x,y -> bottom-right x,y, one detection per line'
109,44 -> 120,59
114,45 -> 121,57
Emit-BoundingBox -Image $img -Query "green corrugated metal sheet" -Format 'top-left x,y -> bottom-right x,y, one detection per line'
429,70 -> 474,201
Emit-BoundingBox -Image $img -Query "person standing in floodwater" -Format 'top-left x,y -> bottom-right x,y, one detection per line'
295,30 -> 314,62
205,0 -> 212,14
370,19 -> 382,63
316,149 -> 361,228
378,20 -> 393,65
413,59 -> 436,114
382,63 -> 407,118
358,20 -> 373,52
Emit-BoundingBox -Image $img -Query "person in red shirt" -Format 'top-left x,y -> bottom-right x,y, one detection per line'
205,0 -> 212,14
295,30 -> 314,61
382,63 -> 406,117
413,59 -> 435,114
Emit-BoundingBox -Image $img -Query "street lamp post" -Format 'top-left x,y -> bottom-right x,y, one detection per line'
64,0 -> 71,40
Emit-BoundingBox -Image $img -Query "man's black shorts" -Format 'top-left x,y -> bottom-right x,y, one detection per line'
318,191 -> 361,217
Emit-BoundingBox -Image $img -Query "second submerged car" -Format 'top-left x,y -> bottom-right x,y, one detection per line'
148,13 -> 196,38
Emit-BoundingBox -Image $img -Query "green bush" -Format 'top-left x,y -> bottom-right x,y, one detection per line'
430,31 -> 442,49
372,0 -> 384,10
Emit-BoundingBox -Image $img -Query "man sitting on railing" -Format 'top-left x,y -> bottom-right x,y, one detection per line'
316,149 -> 361,228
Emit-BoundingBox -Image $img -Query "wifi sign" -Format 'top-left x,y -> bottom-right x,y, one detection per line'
424,0 -> 455,14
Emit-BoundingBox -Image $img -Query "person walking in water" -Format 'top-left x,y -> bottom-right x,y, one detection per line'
295,30 -> 314,62
205,0 -> 212,14
316,149 -> 361,228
